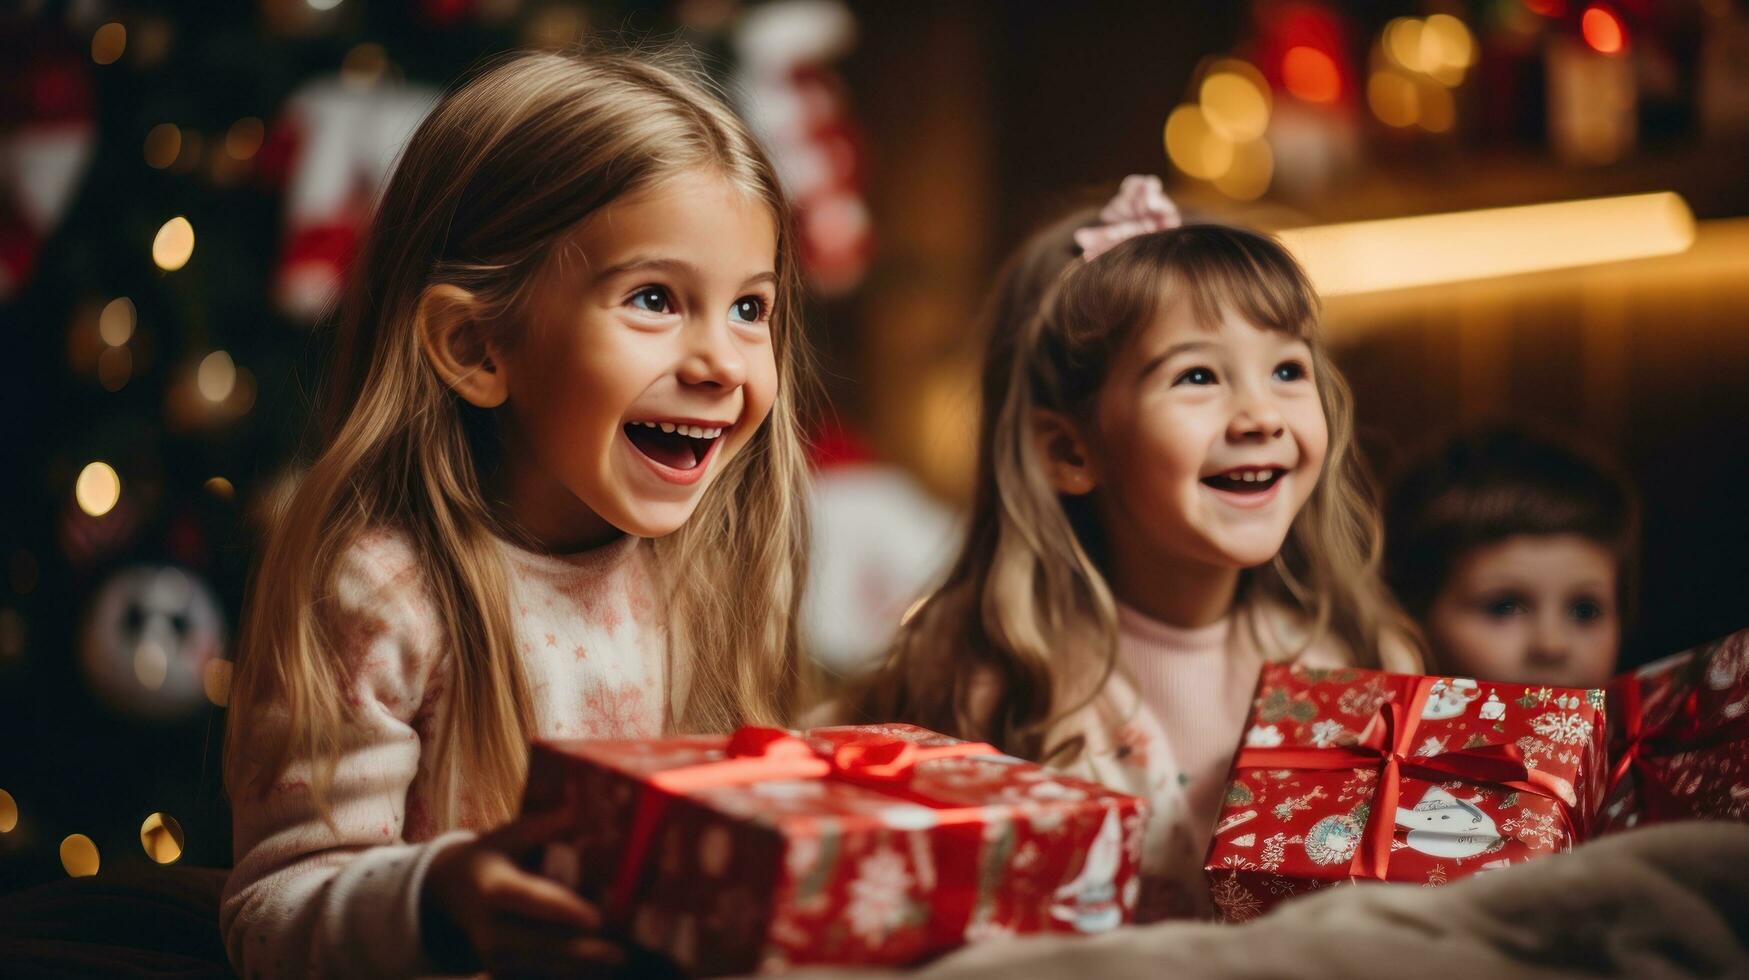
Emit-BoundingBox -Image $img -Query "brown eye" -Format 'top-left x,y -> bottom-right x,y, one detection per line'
629,286 -> 672,314
1274,361 -> 1308,382
730,296 -> 767,324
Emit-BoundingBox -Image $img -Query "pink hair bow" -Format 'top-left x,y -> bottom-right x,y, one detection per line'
1072,174 -> 1183,262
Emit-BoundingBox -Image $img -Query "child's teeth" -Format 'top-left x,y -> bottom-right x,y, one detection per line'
659,422 -> 677,433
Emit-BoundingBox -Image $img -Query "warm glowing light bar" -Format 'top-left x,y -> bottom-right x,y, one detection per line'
1278,192 -> 1695,296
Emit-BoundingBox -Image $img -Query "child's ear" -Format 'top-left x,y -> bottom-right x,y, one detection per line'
415,284 -> 509,409
1031,409 -> 1098,496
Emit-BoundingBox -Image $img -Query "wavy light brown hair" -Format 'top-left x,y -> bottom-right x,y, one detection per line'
225,49 -> 813,827
852,211 -> 1419,763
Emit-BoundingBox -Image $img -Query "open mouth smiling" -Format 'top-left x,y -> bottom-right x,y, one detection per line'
623,419 -> 728,474
1200,466 -> 1287,496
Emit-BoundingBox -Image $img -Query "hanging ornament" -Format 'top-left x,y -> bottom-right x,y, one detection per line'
731,0 -> 872,295
0,25 -> 96,301
266,74 -> 438,320
79,565 -> 226,721
799,419 -> 959,676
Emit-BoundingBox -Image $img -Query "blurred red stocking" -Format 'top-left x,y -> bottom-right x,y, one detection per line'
266,78 -> 436,320
0,27 -> 95,300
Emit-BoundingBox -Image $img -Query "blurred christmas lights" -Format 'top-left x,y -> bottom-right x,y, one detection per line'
197,351 -> 237,403
1199,63 -> 1270,141
144,124 -> 181,169
141,812 -> 185,863
0,789 -> 16,833
1282,46 -> 1341,104
1582,6 -> 1627,55
60,834 -> 100,877
204,658 -> 233,706
91,23 -> 126,66
226,117 -> 265,160
98,297 -> 136,346
76,462 -> 121,518
152,217 -> 196,271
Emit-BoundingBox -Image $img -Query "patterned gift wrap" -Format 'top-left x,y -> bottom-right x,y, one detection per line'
1203,665 -> 1607,922
1599,628 -> 1749,832
521,723 -> 1148,976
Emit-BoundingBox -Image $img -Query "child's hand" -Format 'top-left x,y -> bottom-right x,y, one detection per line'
420,805 -> 629,978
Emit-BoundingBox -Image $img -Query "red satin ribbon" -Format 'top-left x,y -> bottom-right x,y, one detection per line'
1232,676 -> 1579,881
1606,674 -> 1749,820
606,726 -> 998,920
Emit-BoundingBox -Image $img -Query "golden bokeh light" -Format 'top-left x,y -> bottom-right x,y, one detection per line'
134,640 -> 169,691
205,476 -> 236,501
144,124 -> 181,169
152,216 -> 196,271
0,789 -> 17,833
1420,14 -> 1476,72
61,834 -> 100,877
1199,64 -> 1271,142
91,23 -> 126,65
1212,138 -> 1274,201
198,351 -> 237,402
76,462 -> 121,518
341,43 -> 388,88
140,813 -> 186,864
1418,80 -> 1456,133
1165,104 -> 1234,180
1385,18 -> 1427,73
225,117 -> 265,160
98,346 -> 133,392
204,658 -> 233,706
1282,46 -> 1340,104
99,297 -> 136,346
1368,70 -> 1421,128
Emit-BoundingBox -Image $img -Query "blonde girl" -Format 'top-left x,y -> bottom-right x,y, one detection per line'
222,50 -> 812,978
848,177 -> 1420,920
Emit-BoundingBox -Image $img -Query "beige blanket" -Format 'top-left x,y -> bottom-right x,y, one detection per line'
782,822 -> 1749,980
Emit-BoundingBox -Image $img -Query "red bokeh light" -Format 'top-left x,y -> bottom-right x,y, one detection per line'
1581,5 -> 1627,55
1282,46 -> 1341,104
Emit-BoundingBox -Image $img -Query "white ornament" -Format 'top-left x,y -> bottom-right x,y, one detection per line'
1394,786 -> 1502,858
80,565 -> 226,721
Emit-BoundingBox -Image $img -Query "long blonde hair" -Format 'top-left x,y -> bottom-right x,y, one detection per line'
852,212 -> 1419,763
225,50 -> 814,827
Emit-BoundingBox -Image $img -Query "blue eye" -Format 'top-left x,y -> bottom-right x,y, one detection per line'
1173,367 -> 1217,386
729,296 -> 768,324
629,286 -> 672,314
1274,361 -> 1308,382
1570,600 -> 1605,622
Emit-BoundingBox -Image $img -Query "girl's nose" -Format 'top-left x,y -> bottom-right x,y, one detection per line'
677,320 -> 748,389
1227,391 -> 1286,442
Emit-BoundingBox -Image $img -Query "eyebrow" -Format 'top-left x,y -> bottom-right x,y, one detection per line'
1137,340 -> 1218,383
592,256 -> 777,290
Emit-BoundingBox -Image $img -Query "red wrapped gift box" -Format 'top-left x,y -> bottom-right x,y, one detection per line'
1204,665 -> 1607,922
521,723 -> 1147,976
1599,628 -> 1749,832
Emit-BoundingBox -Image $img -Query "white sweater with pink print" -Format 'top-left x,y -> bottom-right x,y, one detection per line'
221,528 -> 669,980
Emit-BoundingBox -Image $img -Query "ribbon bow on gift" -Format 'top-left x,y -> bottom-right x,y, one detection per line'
607,727 -> 998,916
1233,676 -> 1582,881
1607,661 -> 1749,821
